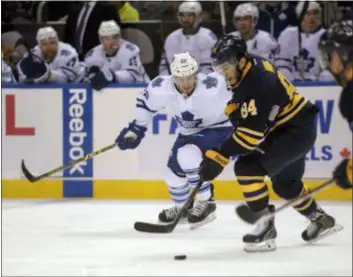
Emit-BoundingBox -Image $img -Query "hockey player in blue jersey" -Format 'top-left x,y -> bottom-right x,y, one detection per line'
115,52 -> 233,229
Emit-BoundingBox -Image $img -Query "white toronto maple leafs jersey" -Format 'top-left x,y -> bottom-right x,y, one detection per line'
135,73 -> 233,135
84,39 -> 150,83
159,27 -> 217,76
275,26 -> 334,82
32,42 -> 85,83
230,30 -> 278,62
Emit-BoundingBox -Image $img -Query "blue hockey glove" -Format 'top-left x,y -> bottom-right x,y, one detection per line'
88,66 -> 116,91
17,53 -> 51,83
116,121 -> 147,150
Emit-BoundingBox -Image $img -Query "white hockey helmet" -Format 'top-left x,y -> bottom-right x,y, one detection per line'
233,3 -> 259,26
170,52 -> 198,78
296,1 -> 321,18
178,1 -> 203,26
36,26 -> 58,43
98,20 -> 121,37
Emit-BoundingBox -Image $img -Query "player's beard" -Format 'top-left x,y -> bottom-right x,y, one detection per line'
43,50 -> 57,63
104,44 -> 119,56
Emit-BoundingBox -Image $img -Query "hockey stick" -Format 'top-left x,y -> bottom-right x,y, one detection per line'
219,1 -> 227,35
134,180 -> 203,233
21,143 -> 116,183
236,178 -> 335,224
298,1 -> 310,80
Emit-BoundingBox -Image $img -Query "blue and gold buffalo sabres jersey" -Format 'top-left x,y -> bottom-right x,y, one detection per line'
221,55 -> 317,157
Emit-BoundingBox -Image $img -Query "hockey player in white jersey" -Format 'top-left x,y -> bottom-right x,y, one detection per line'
85,20 -> 150,90
275,1 -> 334,82
32,26 -> 86,83
231,3 -> 278,62
116,52 -> 233,229
159,1 -> 217,76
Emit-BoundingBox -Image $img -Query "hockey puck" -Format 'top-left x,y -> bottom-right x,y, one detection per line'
174,255 -> 187,260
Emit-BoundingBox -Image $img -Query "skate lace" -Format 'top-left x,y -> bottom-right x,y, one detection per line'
249,219 -> 269,236
306,211 -> 325,236
306,221 -> 318,236
165,207 -> 179,220
190,201 -> 208,217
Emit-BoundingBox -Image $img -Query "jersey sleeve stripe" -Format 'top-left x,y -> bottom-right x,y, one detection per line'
237,127 -> 264,138
136,98 -> 157,113
274,99 -> 308,128
274,58 -> 292,63
126,68 -> 140,76
235,130 -> 261,146
59,66 -> 78,77
232,133 -> 257,151
224,103 -> 238,116
277,94 -> 306,119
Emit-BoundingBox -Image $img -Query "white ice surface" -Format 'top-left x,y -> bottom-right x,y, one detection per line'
2,200 -> 352,276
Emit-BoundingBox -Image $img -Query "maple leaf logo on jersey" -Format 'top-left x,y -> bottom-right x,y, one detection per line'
174,111 -> 203,129
293,48 -> 315,73
202,76 -> 218,89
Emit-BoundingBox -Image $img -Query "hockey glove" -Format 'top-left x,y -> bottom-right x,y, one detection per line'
116,120 -> 147,150
199,149 -> 229,181
333,158 -> 352,189
17,53 -> 51,83
88,66 -> 116,91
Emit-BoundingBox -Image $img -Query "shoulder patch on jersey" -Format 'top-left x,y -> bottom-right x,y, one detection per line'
202,76 -> 218,89
125,43 -> 136,52
60,49 -> 71,56
151,76 -> 164,88
85,49 -> 94,58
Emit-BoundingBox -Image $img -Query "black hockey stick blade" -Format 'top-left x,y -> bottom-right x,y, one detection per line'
134,221 -> 175,233
133,180 -> 203,233
235,204 -> 259,224
21,159 -> 38,183
236,178 -> 335,224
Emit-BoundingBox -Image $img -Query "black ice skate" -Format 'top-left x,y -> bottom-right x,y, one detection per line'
187,184 -> 217,230
158,200 -> 194,224
243,205 -> 277,253
302,208 -> 343,243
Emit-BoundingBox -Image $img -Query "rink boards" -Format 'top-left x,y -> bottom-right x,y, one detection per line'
2,83 -> 352,200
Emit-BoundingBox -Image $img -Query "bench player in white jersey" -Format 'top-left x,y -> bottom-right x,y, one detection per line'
275,1 -> 334,82
32,27 -> 86,83
85,20 -> 150,90
159,1 -> 217,76
116,52 -> 233,229
231,3 -> 278,62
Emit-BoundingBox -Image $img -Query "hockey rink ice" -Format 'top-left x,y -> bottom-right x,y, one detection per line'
2,200 -> 352,276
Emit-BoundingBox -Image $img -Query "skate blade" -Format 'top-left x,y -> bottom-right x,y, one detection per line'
307,224 -> 344,243
244,239 -> 276,253
189,213 -> 217,230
